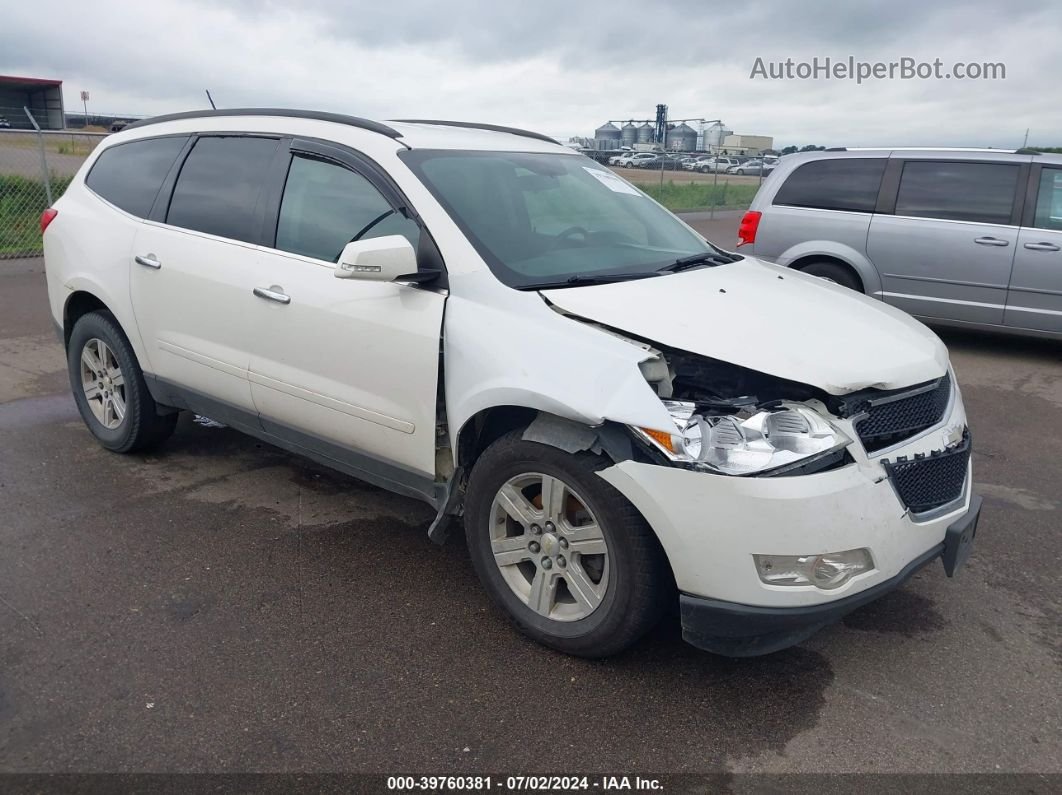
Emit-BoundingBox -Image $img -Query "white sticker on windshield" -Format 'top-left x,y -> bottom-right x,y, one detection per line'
583,166 -> 643,196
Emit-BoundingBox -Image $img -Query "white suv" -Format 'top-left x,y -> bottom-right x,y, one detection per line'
43,109 -> 981,658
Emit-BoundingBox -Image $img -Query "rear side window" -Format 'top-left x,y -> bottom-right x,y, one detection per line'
773,158 -> 886,213
275,154 -> 419,261
894,161 -> 1019,225
85,136 -> 187,218
166,136 -> 279,243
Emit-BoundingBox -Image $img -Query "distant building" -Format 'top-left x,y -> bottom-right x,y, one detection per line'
718,134 -> 774,156
0,75 -> 65,129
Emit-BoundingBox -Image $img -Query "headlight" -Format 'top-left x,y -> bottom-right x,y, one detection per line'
633,400 -> 850,476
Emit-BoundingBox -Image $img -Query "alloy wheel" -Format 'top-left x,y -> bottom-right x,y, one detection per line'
488,472 -> 610,622
80,338 -> 126,430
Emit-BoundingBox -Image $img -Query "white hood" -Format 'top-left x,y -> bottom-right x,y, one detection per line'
542,258 -> 949,395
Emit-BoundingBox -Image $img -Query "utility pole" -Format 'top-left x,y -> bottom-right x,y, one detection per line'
1023,128 -> 1030,148
80,90 -> 90,128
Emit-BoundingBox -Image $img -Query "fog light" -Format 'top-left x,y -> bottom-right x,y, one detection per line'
753,548 -> 874,590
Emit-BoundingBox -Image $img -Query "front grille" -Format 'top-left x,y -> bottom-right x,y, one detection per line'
883,431 -> 970,514
854,372 -> 952,452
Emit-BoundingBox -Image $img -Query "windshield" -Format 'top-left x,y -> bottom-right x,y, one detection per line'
400,149 -> 722,289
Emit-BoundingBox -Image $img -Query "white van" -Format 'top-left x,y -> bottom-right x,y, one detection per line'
42,109 -> 980,658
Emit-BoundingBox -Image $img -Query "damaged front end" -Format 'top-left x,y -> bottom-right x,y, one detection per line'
633,342 -> 855,478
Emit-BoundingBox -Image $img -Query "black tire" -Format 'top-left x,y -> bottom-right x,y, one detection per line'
67,310 -> 178,453
464,431 -> 669,658
798,260 -> 863,292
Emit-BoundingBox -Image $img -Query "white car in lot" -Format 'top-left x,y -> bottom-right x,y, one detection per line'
42,109 -> 980,658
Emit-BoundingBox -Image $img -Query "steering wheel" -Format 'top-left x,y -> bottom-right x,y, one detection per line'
547,226 -> 590,250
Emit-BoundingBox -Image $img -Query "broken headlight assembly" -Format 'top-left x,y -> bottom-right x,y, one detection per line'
632,401 -> 851,476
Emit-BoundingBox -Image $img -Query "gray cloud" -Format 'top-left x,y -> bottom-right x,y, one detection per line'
3,0 -> 1060,147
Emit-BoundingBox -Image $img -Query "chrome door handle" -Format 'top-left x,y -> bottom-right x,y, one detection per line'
1023,241 -> 1061,252
974,237 -> 1009,247
253,286 -> 291,305
134,253 -> 161,269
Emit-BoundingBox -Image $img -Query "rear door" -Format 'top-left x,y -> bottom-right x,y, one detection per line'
130,134 -> 280,411
1006,164 -> 1062,333
867,156 -> 1029,325
247,139 -> 446,485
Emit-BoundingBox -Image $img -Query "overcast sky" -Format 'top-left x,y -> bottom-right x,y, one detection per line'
4,0 -> 1061,148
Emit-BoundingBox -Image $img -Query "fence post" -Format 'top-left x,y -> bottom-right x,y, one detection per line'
23,106 -> 53,206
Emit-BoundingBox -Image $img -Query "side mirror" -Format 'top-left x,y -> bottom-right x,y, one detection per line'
335,235 -> 418,282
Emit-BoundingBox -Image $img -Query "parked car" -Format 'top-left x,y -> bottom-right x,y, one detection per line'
731,159 -> 769,175
42,110 -> 980,659
690,157 -> 738,173
633,153 -> 683,170
741,148 -> 1062,338
0,117 -> 11,129
615,151 -> 658,168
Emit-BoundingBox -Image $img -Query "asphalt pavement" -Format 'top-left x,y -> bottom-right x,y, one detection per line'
0,252 -> 1059,776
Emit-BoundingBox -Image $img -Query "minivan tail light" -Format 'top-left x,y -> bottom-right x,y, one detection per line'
737,210 -> 761,247
40,208 -> 58,233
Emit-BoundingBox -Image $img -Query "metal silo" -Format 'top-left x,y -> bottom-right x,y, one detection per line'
667,123 -> 697,152
636,123 -> 653,144
594,122 -> 621,150
620,122 -> 638,147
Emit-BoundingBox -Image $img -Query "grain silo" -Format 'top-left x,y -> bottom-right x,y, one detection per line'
594,122 -> 621,150
620,122 -> 638,147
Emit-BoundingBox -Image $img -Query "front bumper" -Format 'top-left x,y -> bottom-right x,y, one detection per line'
596,392 -> 973,610
678,495 -> 981,656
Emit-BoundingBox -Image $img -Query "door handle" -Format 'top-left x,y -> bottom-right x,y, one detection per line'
1023,241 -> 1061,252
253,286 -> 291,305
134,253 -> 162,269
973,237 -> 1009,247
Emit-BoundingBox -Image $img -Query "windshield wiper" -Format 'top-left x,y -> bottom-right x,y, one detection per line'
658,251 -> 742,273
517,272 -> 660,290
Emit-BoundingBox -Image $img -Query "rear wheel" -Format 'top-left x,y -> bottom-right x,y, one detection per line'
67,310 -> 177,453
798,260 -> 863,292
465,431 -> 668,657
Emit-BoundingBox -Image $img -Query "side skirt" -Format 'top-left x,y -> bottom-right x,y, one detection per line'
144,374 -> 448,509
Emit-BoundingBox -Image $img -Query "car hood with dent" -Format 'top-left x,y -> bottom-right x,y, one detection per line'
541,258 -> 949,395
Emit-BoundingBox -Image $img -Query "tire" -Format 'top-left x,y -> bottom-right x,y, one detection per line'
798,260 -> 863,292
464,431 -> 668,658
67,310 -> 178,453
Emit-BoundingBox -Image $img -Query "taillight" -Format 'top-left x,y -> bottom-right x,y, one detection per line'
737,210 -> 761,247
40,208 -> 58,233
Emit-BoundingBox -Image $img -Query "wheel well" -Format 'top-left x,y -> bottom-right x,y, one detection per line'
789,255 -> 864,292
456,406 -> 539,471
63,291 -> 109,347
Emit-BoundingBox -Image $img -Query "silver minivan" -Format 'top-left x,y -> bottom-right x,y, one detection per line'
740,148 -> 1062,338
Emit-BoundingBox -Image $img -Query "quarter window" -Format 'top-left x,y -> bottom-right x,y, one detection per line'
166,136 -> 279,243
894,161 -> 1019,225
773,158 -> 886,213
275,154 -> 419,262
1032,168 -> 1062,232
85,136 -> 187,218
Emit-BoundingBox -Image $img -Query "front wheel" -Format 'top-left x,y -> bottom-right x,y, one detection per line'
464,431 -> 668,657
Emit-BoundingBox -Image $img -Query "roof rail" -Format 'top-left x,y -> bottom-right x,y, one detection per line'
391,119 -> 558,145
824,147 -> 847,151
124,108 -> 402,138
1015,148 -> 1043,155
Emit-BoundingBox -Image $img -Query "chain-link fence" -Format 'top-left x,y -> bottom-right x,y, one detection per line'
0,110 -> 107,259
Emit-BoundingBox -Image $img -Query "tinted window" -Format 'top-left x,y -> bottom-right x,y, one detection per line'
895,161 -> 1019,225
1032,168 -> 1062,232
85,136 -> 187,217
166,136 -> 279,242
275,155 -> 419,262
403,150 -> 717,289
773,158 -> 886,212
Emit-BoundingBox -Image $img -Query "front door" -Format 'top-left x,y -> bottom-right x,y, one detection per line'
247,143 -> 446,486
1006,165 -> 1062,333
